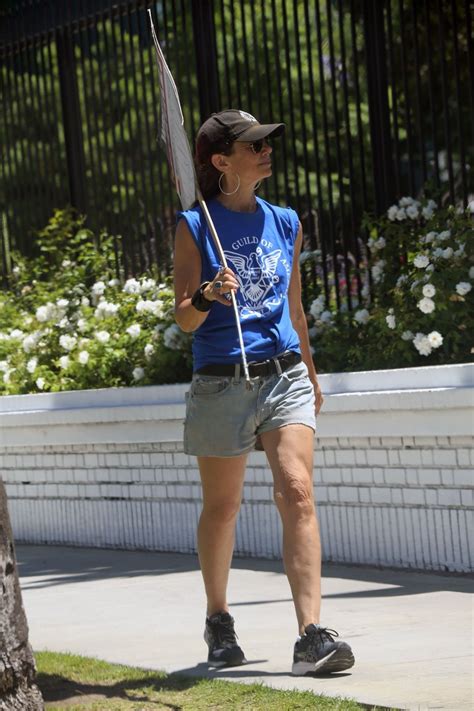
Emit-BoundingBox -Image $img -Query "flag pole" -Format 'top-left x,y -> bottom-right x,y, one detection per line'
197,191 -> 250,383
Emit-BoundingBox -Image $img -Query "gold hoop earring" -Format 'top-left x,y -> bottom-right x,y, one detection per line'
219,172 -> 240,196
254,181 -> 261,191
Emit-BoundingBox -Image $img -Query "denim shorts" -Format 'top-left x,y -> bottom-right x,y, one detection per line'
183,360 -> 316,457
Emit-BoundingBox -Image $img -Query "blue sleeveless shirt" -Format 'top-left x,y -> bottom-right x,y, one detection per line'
177,197 -> 301,371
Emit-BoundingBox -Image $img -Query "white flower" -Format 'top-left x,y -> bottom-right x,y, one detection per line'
78,350 -> 90,364
469,266 -> 474,279
428,331 -> 443,349
95,330 -> 110,343
126,324 -> 141,339
413,254 -> 430,268
410,279 -> 420,292
422,206 -> 434,219
108,278 -> 120,287
438,230 -> 451,241
396,274 -> 408,287
62,259 -> 71,268
396,208 -> 407,221
81,296 -> 90,307
135,299 -> 165,317
95,300 -> 120,319
22,331 -> 42,353
426,264 -> 435,273
401,330 -> 414,341
133,366 -> 145,381
320,310 -> 333,323
425,231 -> 438,242
36,377 -> 46,390
386,313 -> 396,329
59,355 -> 70,369
77,318 -> 88,333
371,259 -> 385,283
454,244 -> 465,257
91,281 -> 106,296
123,278 -> 141,294
455,282 -> 472,296
309,295 -> 325,318
422,284 -> 436,297
59,334 -> 77,351
442,247 -> 453,259
144,344 -> 155,360
139,278 -> 157,293
299,251 -> 312,264
36,302 -> 59,322
3,370 -> 11,384
26,357 -> 38,373
432,247 -> 443,258
12,266 -> 20,274
417,297 -> 435,314
354,308 -> 370,324
163,323 -> 188,350
399,197 -> 414,207
413,332 -> 432,356
406,205 -> 419,219
387,205 -> 398,221
375,237 -> 386,249
0,360 -> 9,372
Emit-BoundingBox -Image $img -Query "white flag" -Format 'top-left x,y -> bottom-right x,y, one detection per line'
148,11 -> 197,210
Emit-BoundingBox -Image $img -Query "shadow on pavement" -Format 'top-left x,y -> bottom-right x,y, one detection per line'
16,544 -> 472,597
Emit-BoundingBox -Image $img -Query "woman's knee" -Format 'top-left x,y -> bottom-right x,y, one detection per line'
273,470 -> 314,514
201,498 -> 241,525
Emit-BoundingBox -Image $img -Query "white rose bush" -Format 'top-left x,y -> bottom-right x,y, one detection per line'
0,209 -> 192,395
1,198 -> 472,393
307,195 -> 473,371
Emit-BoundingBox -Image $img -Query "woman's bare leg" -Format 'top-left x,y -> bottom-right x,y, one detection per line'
197,454 -> 247,616
260,424 -> 321,634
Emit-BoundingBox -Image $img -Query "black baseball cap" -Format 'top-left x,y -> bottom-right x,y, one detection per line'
197,109 -> 285,147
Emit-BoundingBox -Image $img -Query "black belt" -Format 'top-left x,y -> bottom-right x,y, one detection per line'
196,351 -> 301,378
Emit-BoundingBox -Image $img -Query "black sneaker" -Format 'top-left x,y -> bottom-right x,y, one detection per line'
204,611 -> 246,667
292,624 -> 355,675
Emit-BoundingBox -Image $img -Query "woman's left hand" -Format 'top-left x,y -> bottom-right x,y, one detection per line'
314,383 -> 324,415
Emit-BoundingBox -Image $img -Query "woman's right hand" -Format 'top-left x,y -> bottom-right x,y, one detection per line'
203,267 -> 240,306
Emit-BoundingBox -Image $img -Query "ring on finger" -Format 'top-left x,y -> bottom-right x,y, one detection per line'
213,280 -> 223,291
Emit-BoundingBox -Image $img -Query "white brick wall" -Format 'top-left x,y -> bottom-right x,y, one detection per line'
1,364 -> 473,572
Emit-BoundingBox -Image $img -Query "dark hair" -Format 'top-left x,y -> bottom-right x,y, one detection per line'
195,132 -> 234,201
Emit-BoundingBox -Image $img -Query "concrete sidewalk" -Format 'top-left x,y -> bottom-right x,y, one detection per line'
17,544 -> 473,711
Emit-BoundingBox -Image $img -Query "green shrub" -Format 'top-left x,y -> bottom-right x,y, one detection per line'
307,196 -> 473,372
0,208 -> 192,395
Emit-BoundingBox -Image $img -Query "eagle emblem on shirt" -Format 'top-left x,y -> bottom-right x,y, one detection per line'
224,247 -> 282,309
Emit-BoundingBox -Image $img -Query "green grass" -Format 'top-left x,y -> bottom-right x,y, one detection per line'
35,650 -> 391,710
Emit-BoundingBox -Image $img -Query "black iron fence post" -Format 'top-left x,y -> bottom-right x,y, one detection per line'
363,0 -> 395,212
192,0 -> 220,124
56,26 -> 87,214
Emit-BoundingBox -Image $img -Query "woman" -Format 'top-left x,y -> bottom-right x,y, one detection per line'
173,109 -> 354,675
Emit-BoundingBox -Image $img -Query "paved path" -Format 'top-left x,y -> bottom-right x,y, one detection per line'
17,545 -> 473,710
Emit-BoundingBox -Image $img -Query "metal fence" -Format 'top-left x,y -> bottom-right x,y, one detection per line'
0,0 -> 472,310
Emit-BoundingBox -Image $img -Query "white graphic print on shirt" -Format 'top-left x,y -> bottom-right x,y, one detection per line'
224,239 -> 291,318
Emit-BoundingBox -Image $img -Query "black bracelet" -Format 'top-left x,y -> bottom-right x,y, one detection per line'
191,282 -> 213,312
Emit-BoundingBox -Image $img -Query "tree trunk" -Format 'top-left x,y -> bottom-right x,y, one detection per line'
0,480 -> 43,710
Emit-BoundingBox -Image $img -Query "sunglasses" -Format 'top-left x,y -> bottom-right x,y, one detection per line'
246,138 -> 270,154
